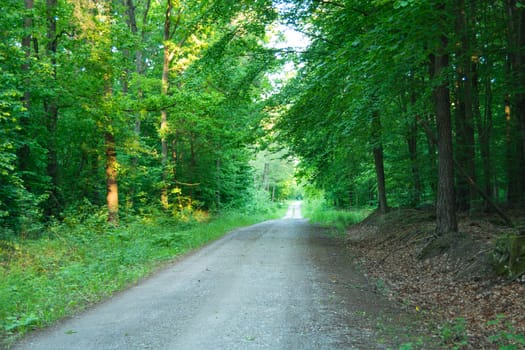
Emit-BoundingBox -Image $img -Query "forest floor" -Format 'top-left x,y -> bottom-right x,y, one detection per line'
345,208 -> 525,349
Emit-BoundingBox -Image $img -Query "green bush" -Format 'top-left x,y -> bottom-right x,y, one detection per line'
303,197 -> 372,234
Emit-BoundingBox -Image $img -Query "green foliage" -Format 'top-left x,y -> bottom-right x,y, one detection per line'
303,197 -> 372,234
250,148 -> 297,201
439,317 -> 468,349
488,314 -> 525,350
0,0 -> 284,234
272,0 -> 525,215
396,313 -> 525,349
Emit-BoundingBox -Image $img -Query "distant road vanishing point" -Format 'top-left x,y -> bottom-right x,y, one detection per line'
283,200 -> 303,219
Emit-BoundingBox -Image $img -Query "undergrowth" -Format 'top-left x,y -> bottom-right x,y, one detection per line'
0,204 -> 286,347
303,198 -> 372,234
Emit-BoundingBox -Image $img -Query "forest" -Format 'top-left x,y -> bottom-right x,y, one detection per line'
2,0 -> 525,236
272,0 -> 525,235
1,0 -> 525,345
0,0 -> 298,236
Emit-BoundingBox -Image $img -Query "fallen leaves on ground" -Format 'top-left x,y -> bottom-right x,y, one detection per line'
346,209 -> 525,349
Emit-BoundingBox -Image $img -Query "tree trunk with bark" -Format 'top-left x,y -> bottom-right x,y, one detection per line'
17,0 -> 34,180
432,37 -> 458,234
262,162 -> 270,192
474,57 -> 493,206
125,0 -> 150,149
504,0 -> 525,204
160,0 -> 173,209
371,110 -> 388,214
216,158 -> 221,209
44,0 -> 61,216
101,70 -> 119,224
105,130 -> 119,224
407,120 -> 422,207
454,0 -> 476,211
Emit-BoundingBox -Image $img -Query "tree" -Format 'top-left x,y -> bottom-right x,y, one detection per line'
432,34 -> 458,234
272,0 -> 521,233
504,0 -> 525,205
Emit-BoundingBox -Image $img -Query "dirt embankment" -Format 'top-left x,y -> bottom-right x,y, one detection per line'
345,209 -> 525,349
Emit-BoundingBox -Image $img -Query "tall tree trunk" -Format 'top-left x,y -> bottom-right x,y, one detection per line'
505,0 -> 525,204
125,0 -> 150,148
408,90 -> 422,206
105,130 -> 119,224
262,162 -> 270,191
103,75 -> 119,224
426,60 -> 439,198
474,57 -> 493,207
189,133 -> 197,200
505,97 -> 522,204
432,36 -> 458,234
22,0 -> 33,109
372,110 -> 388,214
124,0 -> 150,208
407,118 -> 422,206
216,158 -> 221,209
18,0 -> 34,180
160,0 -> 173,209
454,0 -> 476,211
44,0 -> 61,216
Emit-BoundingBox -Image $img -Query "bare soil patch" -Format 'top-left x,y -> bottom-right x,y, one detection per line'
345,209 -> 525,349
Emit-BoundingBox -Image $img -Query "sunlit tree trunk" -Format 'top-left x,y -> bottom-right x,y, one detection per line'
104,80 -> 119,224
160,0 -> 173,209
105,130 -> 119,224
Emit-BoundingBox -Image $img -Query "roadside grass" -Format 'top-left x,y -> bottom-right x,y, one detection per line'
0,204 -> 286,346
302,199 -> 372,234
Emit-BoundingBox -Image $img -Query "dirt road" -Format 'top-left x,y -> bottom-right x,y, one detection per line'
13,203 -> 419,349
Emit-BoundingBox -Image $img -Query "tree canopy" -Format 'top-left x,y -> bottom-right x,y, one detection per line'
271,0 -> 525,233
1,0 -> 525,237
0,0 -> 296,236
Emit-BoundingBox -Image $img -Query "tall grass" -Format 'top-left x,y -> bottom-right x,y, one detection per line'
0,205 -> 286,346
303,198 -> 372,234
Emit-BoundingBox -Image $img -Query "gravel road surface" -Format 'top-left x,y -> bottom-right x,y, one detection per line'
13,202 -> 416,349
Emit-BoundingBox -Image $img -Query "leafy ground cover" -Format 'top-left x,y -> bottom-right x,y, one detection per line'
0,204 -> 286,347
344,209 -> 525,349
